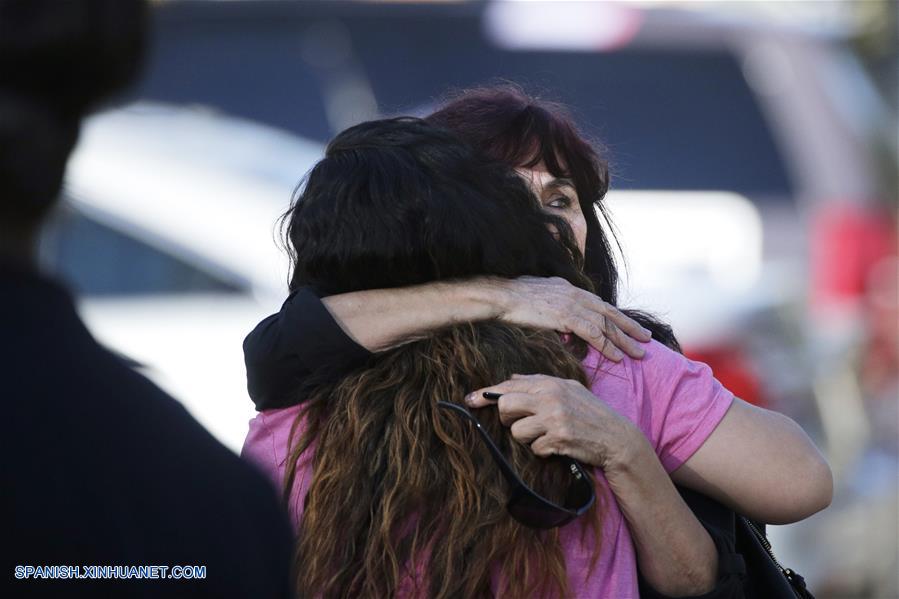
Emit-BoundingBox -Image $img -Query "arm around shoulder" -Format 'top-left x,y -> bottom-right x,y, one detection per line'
321,279 -> 501,352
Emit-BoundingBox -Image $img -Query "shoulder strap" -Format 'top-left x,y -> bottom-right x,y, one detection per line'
736,517 -> 815,599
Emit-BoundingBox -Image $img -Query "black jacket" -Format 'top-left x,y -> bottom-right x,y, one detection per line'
243,287 -> 747,598
244,288 -> 369,411
4,265 -> 294,598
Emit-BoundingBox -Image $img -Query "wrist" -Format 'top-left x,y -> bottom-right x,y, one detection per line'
455,277 -> 510,322
601,423 -> 653,477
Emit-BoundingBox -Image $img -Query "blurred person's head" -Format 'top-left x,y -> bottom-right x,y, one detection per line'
426,84 -> 619,304
282,117 -> 603,598
0,0 -> 146,265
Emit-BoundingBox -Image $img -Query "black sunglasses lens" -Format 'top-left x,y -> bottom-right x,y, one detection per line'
564,462 -> 596,513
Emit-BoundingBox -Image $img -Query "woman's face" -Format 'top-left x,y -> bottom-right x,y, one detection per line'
516,164 -> 588,256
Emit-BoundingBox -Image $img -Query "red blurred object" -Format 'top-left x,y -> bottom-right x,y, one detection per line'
812,202 -> 898,395
862,258 -> 899,396
686,345 -> 767,408
811,203 -> 897,313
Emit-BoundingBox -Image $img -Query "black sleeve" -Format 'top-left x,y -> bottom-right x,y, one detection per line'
243,287 -> 371,410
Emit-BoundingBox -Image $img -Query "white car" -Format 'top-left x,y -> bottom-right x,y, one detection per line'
43,102 -> 323,452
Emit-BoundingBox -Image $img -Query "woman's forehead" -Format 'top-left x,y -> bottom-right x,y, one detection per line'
515,165 -> 575,193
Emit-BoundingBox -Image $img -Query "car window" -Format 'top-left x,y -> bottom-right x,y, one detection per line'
134,7 -> 335,142
39,204 -> 242,297
344,20 -> 794,197
139,5 -> 795,198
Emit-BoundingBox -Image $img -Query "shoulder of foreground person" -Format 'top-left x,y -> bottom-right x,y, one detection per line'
105,354 -> 297,554
6,327 -> 294,597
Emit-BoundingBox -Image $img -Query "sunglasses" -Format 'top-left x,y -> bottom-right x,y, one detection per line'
436,401 -> 595,529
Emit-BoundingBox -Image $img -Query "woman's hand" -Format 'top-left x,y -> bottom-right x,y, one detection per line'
467,373 -> 720,596
484,276 -> 651,362
465,373 -> 642,471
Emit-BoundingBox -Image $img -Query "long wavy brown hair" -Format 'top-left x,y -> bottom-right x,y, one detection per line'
281,118 -> 607,598
285,323 -> 603,598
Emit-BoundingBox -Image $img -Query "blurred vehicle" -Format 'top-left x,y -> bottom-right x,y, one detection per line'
41,102 -> 323,452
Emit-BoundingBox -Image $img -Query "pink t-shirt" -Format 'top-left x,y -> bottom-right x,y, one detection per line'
242,339 -> 734,598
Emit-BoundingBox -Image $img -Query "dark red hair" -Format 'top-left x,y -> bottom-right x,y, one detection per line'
426,84 -> 620,304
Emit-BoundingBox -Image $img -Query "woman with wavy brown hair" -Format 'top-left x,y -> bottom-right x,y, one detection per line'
292,325 -> 602,598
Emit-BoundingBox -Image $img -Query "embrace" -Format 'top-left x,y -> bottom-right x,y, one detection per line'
241,87 -> 832,599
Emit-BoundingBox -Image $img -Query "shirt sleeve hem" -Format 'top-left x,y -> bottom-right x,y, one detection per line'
660,391 -> 735,473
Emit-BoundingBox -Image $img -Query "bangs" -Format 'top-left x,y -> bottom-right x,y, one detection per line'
428,85 -> 608,205
498,105 -> 573,180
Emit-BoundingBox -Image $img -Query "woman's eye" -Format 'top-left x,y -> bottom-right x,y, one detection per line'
546,196 -> 571,209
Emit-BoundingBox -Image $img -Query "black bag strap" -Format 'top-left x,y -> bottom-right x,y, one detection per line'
737,517 -> 815,599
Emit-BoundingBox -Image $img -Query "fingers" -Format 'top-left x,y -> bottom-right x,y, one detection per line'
571,297 -> 648,360
602,303 -> 652,342
467,391 -> 542,427
495,393 -> 541,426
463,373 -> 587,462
509,415 -> 546,444
530,434 -> 562,458
602,320 -> 646,360
465,375 -> 545,408
567,314 -> 625,361
502,278 -> 646,363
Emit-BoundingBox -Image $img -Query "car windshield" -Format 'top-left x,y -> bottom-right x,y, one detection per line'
347,24 -> 795,197
138,6 -> 795,198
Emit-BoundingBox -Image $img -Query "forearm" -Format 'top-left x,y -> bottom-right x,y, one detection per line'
247,276 -> 652,409
322,279 -> 502,352
605,434 -> 719,597
324,275 -> 653,358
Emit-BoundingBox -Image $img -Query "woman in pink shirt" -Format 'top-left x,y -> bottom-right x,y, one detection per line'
243,115 -> 831,598
246,338 -> 732,598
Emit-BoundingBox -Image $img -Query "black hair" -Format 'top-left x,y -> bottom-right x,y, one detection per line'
284,117 -> 594,300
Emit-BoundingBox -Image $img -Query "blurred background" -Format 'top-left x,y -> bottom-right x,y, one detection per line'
45,1 -> 897,596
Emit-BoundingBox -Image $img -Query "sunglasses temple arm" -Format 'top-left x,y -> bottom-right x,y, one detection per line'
436,402 -> 529,491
